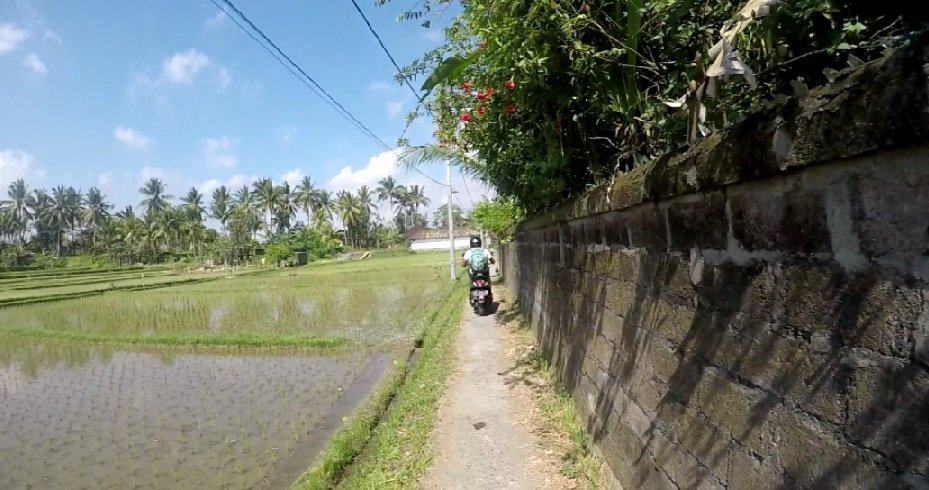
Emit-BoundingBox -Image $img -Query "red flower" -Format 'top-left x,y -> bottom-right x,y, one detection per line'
462,82 -> 471,93
476,92 -> 489,101
505,79 -> 516,91
506,104 -> 517,114
478,105 -> 487,115
478,41 -> 487,49
460,112 -> 471,122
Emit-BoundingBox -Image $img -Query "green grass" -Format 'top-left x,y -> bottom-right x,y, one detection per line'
0,253 -> 454,344
296,278 -> 465,489
0,326 -> 347,349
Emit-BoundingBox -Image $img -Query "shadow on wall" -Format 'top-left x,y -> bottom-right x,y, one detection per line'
510,239 -> 928,489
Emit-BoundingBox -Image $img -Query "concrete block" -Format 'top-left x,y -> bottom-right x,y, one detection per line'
730,186 -> 830,253
852,172 -> 929,264
727,445 -> 784,490
847,355 -> 929,476
625,205 -> 668,249
666,193 -> 728,251
602,212 -> 631,248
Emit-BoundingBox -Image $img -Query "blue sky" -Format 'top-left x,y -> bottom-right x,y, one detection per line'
0,0 -> 486,220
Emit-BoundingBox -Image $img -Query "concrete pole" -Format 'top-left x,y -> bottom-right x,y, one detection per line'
447,159 -> 456,280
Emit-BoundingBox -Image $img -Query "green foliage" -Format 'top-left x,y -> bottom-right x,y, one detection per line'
432,203 -> 468,228
263,242 -> 293,266
397,0 -> 919,214
469,198 -> 524,242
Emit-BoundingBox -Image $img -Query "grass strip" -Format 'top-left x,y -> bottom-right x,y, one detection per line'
296,278 -> 464,489
509,318 -> 603,488
332,281 -> 465,489
0,326 -> 347,349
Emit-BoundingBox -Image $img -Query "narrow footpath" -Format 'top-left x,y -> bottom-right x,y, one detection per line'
424,276 -> 574,489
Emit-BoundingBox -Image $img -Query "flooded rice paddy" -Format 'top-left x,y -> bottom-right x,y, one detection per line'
0,336 -> 388,489
0,254 -> 451,488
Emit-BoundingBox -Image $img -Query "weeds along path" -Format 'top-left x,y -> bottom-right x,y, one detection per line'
424,285 -> 572,489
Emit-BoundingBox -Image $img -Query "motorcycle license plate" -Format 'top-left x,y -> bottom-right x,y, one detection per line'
476,291 -> 488,298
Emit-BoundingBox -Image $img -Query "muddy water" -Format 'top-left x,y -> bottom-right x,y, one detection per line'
0,338 -> 390,489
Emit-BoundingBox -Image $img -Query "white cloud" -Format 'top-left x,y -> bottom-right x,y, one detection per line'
132,49 -> 231,94
422,29 -> 443,44
204,11 -> 226,30
201,136 -> 237,168
0,23 -> 28,55
114,126 -> 151,149
138,165 -> 166,183
162,49 -> 211,85
97,171 -> 114,189
281,169 -> 304,188
23,53 -> 46,75
328,150 -> 398,191
276,125 -> 298,143
43,29 -> 62,45
199,173 -> 257,195
386,100 -> 404,118
0,149 -> 45,183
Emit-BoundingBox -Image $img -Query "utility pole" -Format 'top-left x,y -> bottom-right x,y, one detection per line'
447,159 -> 456,280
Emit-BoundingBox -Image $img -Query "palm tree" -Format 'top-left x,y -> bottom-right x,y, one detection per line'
253,178 -> 276,236
399,144 -> 484,178
116,205 -> 135,220
47,185 -> 72,256
234,185 -> 260,240
336,190 -> 362,248
2,178 -> 30,247
356,185 -> 378,247
139,177 -> 173,218
376,176 -> 403,225
272,182 -> 297,233
407,185 -> 430,218
295,175 -> 316,227
211,186 -> 231,235
312,190 -> 334,227
180,187 -> 205,225
0,210 -> 15,243
82,187 -> 112,248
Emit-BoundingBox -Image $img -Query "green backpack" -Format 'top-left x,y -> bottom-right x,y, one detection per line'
469,248 -> 487,274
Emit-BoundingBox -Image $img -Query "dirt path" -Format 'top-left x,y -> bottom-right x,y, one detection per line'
424,282 -> 573,489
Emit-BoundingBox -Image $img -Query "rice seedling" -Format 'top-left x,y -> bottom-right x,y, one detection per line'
0,253 -> 453,488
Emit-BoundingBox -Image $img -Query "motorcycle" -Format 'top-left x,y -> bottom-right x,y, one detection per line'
469,272 -> 493,316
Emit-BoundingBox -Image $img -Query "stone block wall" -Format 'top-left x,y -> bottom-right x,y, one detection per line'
501,41 -> 929,489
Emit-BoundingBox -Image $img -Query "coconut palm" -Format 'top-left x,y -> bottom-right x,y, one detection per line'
2,178 -> 30,247
0,210 -> 15,243
312,190 -> 334,227
253,178 -> 276,235
180,187 -> 205,225
46,186 -> 73,256
139,177 -> 173,218
210,186 -> 231,234
294,175 -> 316,227
82,187 -> 112,248
115,205 -> 135,220
336,190 -> 362,248
234,185 -> 260,240
272,182 -> 297,233
376,176 -> 402,225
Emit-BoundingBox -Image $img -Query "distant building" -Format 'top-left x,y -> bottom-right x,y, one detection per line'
405,226 -> 476,251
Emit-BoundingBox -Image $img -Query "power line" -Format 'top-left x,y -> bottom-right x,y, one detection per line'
209,0 -> 448,189
216,0 -> 384,145
459,168 -> 474,206
349,0 -> 422,102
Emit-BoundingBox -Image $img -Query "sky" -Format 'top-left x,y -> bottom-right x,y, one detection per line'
0,0 -> 488,224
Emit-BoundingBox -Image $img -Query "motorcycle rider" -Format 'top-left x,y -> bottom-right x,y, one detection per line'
462,235 -> 494,281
